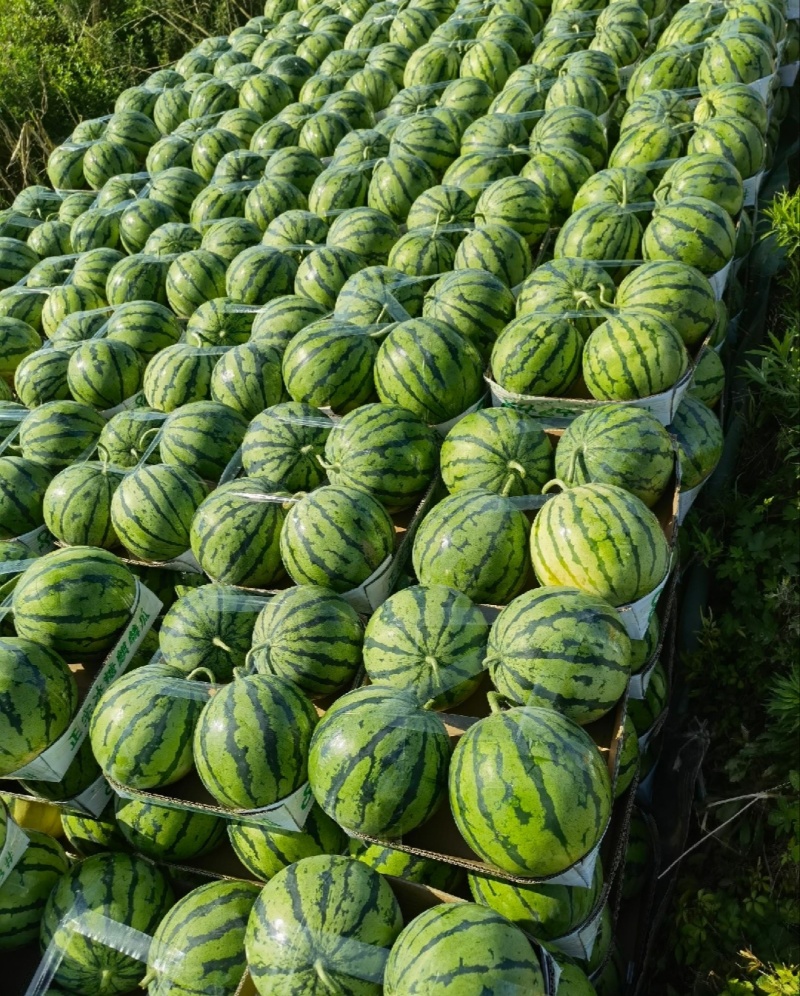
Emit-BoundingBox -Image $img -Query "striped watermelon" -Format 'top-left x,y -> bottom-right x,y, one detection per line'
615,261 -> 717,348
326,207 -> 399,267
440,407 -> 553,497
265,146 -> 326,196
609,120 -> 684,174
226,245 -> 298,305
553,204 -> 642,272
521,149 -> 595,224
160,584 -> 261,683
583,313 -> 689,401
532,107 -> 608,172
670,396 -> 724,489
12,546 -> 136,655
282,319 -> 377,414
114,795 -> 225,861
120,199 -> 181,255
630,612 -> 659,674
143,344 -> 216,412
96,407 -> 163,469
211,342 -> 285,420
468,859 -> 603,941
368,153 -> 437,223
627,660 -> 668,734
555,406 -> 675,508
294,246 -> 363,309
70,247 -> 125,299
111,463 -> 207,562
615,714 -> 640,798
245,855 -> 403,996
413,489 -> 531,604
185,298 -> 254,349
251,119 -> 300,155
621,91 -> 693,135
689,348 -> 725,408
241,401 -> 333,491
281,484 -> 395,592
363,583 -> 488,710
0,239 -> 39,290
403,42 -> 459,88
144,221 -> 202,256
323,403 -> 440,512
245,178 -> 308,232
454,222 -> 532,289
390,116 -> 459,175
451,705 -> 612,875
104,109 -> 160,161
60,801 -> 127,857
387,230 -> 455,278
308,164 -> 370,217
687,116 -> 765,180
263,210 -> 328,262
229,804 -> 347,881
385,903 -> 544,994
530,483 -> 671,606
201,217 -> 262,262
348,840 -> 464,892
643,196 -> 737,275
83,141 -> 137,191
165,249 -> 228,318
488,586 -> 631,724
693,82 -> 769,135
106,254 -> 171,308
159,400 -> 247,482
41,286 -> 106,340
545,73 -> 610,116
334,265 -> 425,325
66,339 -> 144,411
194,671 -> 317,808
626,49 -> 697,103
46,143 -> 88,191
147,135 -> 194,172
0,456 -> 51,538
144,880 -> 259,996
40,853 -> 174,995
491,313 -> 583,397
515,258 -> 616,342
309,685 -> 450,836
474,176 -> 549,247
43,462 -> 124,548
190,476 -> 289,588
250,585 -> 363,698
90,663 -> 211,788
333,128 -> 391,168
655,154 -> 744,219
0,637 -> 78,776
405,184 -> 476,247
374,317 -> 484,424
0,829 -> 69,950
71,208 -> 121,254
697,35 -> 775,91
422,269 -> 515,361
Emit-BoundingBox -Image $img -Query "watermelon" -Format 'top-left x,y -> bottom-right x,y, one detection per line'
670,396 -> 724,489
521,149 -> 595,225
630,612 -> 660,675
583,313 -> 689,401
211,341 -> 285,420
245,855 -> 403,996
453,222 -> 532,288
229,805 -> 347,882
693,82 -> 768,135
413,489 -> 531,604
15,348 -> 68,407
474,177 -> 549,247
40,853 -> 174,995
60,801 -> 128,857
190,476 -> 289,589
41,286 -> 106,340
689,348 -> 725,408
334,265 -> 425,325
282,319 -> 377,414
620,91 -> 693,135
368,153 -> 437,223
263,209 -> 328,261
0,637 -> 78,776
323,403 -> 440,512
111,463 -> 207,562
70,248 -> 125,299
12,547 -> 136,655
201,217 -> 263,262
655,154 -> 744,219
143,344 -> 216,412
491,313 -> 583,397
309,685 -> 450,836
615,261 -> 717,348
0,239 -> 38,291
245,178 -> 308,232
554,204 -> 642,272
241,401 -> 333,491
451,705 -> 613,875
390,115 -> 459,174
144,221 -> 202,256
194,671 -> 317,809
440,407 -> 553,497
0,829 -> 69,950
19,730 -> 99,804
119,199 -> 182,256
387,230 -> 455,278
164,249 -> 228,318
91,663 -> 211,789
308,164 -> 370,217
71,208 -> 121,254
385,903 -> 545,994
239,73 -> 294,120
280,484 -> 395,592
326,207 -> 399,267
96,407 -> 164,469
22,213 -> 70,254
294,246 -> 363,309
0,456 -> 51,538
615,714 -> 640,798
687,116 -> 766,180
251,119 -> 300,155
697,35 -> 775,91
627,660 -> 668,734
147,135 -> 194,172
160,584 -> 261,683
159,400 -> 247,482
488,586 -> 631,724
47,142 -> 88,191
530,483 -> 671,606
374,317 -> 484,425
348,840 -> 464,892
546,73 -> 610,117
226,245 -> 298,305
515,258 -> 616,341
422,269 -> 515,361
468,859 -> 603,941
333,128 -> 391,168
405,184 -> 476,247
643,196 -> 737,275
556,406 -> 675,508
66,339 -> 144,411
144,880 -> 259,996
363,583 -> 488,710
114,795 -> 225,861
107,254 -> 170,307
626,48 -> 697,103
43,462 -> 124,549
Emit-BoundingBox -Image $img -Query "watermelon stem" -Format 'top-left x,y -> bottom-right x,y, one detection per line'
487,691 -> 504,714
501,462 -> 527,497
187,666 -> 216,683
621,176 -> 628,211
211,636 -> 232,653
542,478 -> 569,494
139,969 -> 156,989
314,959 -> 339,990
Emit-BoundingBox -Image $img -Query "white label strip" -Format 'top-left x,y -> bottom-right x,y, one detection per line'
0,815 -> 29,888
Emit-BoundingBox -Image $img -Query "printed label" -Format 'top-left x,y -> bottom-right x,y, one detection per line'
0,814 -> 28,888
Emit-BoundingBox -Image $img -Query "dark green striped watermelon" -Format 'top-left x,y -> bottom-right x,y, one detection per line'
440,407 -> 553,497
226,245 -> 298,305
106,301 -> 180,361
250,295 -> 329,351
474,176 -> 549,247
201,217 -> 263,263
241,401 -> 332,491
12,547 -> 136,655
0,456 -> 51,539
60,801 -> 128,857
327,207 -> 400,267
491,312 -> 583,397
43,462 -> 124,548
334,264 -> 425,325
308,164 -> 370,217
349,839 -> 464,892
693,81 -> 769,135
630,612 -> 660,675
114,795 -> 225,861
422,268 -> 515,361
107,253 -> 170,307
488,586 -> 631,724
96,407 -> 163,469
211,341 -> 285,420
413,489 -> 531,604
687,115 -> 765,180
245,855 -> 403,996
515,258 -> 616,342
615,714 -> 640,798
626,48 -> 697,102
0,637 -> 77,776
294,246 -> 364,310
144,880 -> 259,996
655,154 -> 744,219
545,72 -> 610,116
530,483 -> 671,606
40,852 -> 174,996
627,660 -> 668,734
555,406 -> 674,507
283,319 -> 378,415
385,903 -> 545,994
194,671 -> 318,809
19,731 -> 99,804
143,344 -> 216,412
0,829 -> 69,950
405,183 -> 476,247
643,196 -> 736,275
0,317 -> 40,381
90,663 -> 212,789
670,396 -> 724,489
309,685 -> 450,836
363,583 -> 488,710
454,222 -> 532,289
368,153 -> 438,223
159,400 -> 247,482
615,261 -> 717,348
697,35 -> 775,91
521,148 -> 595,224
468,859 -> 603,941
689,348 -> 725,408
554,204 -> 642,273
66,339 -> 144,411
184,297 -> 253,348
15,347 -> 67,407
450,705 -> 613,875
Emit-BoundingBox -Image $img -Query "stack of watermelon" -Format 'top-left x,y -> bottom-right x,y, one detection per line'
0,0 -> 795,989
